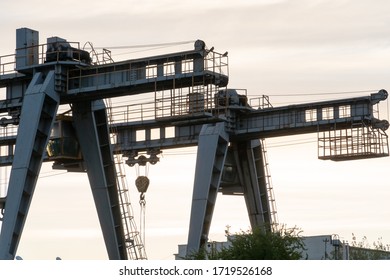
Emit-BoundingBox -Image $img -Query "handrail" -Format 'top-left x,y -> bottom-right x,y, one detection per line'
0,41 -> 85,75
66,50 -> 228,92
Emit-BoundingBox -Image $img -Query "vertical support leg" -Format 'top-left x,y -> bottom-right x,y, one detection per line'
186,123 -> 229,255
72,100 -> 127,260
233,139 -> 272,232
0,71 -> 59,259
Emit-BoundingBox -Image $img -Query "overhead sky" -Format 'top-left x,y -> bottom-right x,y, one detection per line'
0,0 -> 390,259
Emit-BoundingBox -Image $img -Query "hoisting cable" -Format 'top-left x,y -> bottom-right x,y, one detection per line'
89,40 -> 195,50
135,155 -> 150,248
387,95 -> 389,124
136,175 -> 149,249
139,191 -> 146,248
85,40 -> 195,59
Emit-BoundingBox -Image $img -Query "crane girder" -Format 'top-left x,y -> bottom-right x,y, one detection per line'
109,90 -> 389,154
0,27 -> 388,259
0,91 -> 387,165
0,28 -> 228,260
233,90 -> 389,140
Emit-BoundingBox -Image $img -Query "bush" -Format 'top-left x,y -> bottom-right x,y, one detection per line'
187,225 -> 305,260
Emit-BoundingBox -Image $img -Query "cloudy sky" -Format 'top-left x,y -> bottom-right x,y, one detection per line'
1,0 -> 390,259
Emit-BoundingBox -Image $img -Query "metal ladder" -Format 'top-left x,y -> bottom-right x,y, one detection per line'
260,139 -> 279,232
105,99 -> 147,260
88,42 -> 146,259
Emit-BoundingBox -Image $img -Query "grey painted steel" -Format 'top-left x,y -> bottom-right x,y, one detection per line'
65,70 -> 226,104
110,91 -> 388,156
0,91 -> 382,167
218,140 -> 273,230
232,140 -> 272,231
0,29 -> 230,259
0,71 -> 59,259
186,122 -> 229,255
16,28 -> 39,70
0,28 -> 388,259
63,45 -> 228,103
72,100 -> 127,260
186,137 -> 274,256
233,92 -> 388,140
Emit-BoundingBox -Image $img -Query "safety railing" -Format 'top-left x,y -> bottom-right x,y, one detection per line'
83,42 -> 114,65
106,100 -> 156,125
106,84 -> 225,125
318,123 -> 389,161
0,121 -> 18,167
250,95 -> 273,109
0,54 -> 16,75
0,41 -> 88,75
204,50 -> 229,77
155,84 -> 222,119
66,49 -> 228,91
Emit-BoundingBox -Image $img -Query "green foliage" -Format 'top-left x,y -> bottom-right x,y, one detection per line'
348,233 -> 390,260
187,225 -> 305,260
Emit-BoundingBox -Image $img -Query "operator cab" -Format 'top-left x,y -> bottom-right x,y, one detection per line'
46,115 -> 81,161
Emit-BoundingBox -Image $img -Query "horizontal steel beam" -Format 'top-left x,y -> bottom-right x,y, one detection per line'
232,91 -> 388,140
0,91 -> 387,165
64,71 -> 228,103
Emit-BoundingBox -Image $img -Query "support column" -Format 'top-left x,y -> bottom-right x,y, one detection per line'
186,122 -> 229,256
232,139 -> 272,232
72,100 -> 127,260
0,71 -> 59,259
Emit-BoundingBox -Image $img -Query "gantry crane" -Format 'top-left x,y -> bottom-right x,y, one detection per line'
0,27 -> 227,260
0,28 -> 388,259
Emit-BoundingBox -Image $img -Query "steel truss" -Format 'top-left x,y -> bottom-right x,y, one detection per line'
0,28 -> 388,259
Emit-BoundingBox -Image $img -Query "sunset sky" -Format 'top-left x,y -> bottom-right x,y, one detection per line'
0,0 -> 390,259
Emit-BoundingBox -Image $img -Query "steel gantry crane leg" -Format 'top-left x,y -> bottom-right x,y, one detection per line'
186,122 -> 229,256
231,139 -> 272,232
72,100 -> 127,260
0,71 -> 60,259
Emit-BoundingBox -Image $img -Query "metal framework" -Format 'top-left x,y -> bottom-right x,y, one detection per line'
0,28 -> 388,259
